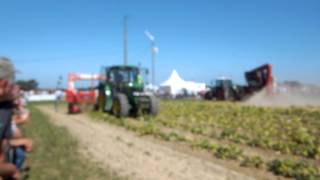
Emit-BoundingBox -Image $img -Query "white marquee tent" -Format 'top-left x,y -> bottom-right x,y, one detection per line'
160,70 -> 206,96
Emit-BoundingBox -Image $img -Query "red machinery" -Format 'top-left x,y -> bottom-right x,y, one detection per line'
244,63 -> 273,95
204,64 -> 274,101
65,73 -> 103,114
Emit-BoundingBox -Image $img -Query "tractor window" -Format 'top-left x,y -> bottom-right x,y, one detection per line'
109,72 -> 115,82
108,69 -> 138,84
139,68 -> 149,84
216,80 -> 232,88
216,80 -> 223,87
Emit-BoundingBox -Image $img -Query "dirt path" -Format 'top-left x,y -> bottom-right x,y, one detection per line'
38,106 -> 255,180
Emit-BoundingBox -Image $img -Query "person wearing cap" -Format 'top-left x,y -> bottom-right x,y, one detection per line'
0,57 -> 33,179
0,57 -> 19,102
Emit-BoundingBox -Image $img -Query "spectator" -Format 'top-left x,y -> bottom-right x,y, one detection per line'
0,57 -> 33,179
0,57 -> 20,179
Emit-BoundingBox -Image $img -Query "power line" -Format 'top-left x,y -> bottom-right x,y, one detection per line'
123,16 -> 128,65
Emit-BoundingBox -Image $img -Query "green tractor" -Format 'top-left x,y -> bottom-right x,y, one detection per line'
95,65 -> 158,117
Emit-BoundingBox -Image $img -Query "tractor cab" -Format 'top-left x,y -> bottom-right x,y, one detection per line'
205,77 -> 233,100
213,77 -> 238,101
215,78 -> 233,90
105,66 -> 145,92
96,65 -> 158,117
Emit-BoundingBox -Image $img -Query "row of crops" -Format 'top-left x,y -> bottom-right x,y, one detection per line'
156,100 -> 320,159
89,100 -> 320,179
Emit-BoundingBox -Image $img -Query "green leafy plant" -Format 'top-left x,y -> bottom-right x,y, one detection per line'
268,159 -> 319,179
194,139 -> 217,151
137,122 -> 159,136
240,156 -> 264,169
214,145 -> 243,160
159,132 -> 186,142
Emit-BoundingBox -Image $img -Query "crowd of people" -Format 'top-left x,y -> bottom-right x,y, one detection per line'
0,57 -> 33,180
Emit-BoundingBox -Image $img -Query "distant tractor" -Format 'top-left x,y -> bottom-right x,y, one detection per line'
204,77 -> 242,101
95,65 -> 158,117
204,64 -> 273,101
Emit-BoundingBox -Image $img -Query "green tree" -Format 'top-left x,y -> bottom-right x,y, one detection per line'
16,79 -> 39,91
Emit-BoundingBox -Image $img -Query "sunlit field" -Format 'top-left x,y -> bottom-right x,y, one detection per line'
90,100 -> 320,179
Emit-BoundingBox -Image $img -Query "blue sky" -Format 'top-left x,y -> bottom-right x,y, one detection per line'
0,0 -> 319,88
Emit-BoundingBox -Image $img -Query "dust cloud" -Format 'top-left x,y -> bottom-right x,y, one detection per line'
244,88 -> 320,108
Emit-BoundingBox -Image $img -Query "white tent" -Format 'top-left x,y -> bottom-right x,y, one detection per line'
160,70 -> 206,96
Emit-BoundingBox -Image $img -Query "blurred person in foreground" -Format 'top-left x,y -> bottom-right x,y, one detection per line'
11,98 -> 31,139
0,57 -> 33,179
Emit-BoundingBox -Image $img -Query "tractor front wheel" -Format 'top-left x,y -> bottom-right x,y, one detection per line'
112,93 -> 130,118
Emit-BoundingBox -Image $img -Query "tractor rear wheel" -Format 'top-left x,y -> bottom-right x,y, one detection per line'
148,96 -> 159,115
112,93 -> 130,118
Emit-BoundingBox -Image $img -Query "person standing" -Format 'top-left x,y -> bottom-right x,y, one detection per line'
0,57 -> 33,179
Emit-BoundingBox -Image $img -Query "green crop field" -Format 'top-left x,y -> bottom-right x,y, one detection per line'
156,100 -> 320,159
90,100 -> 320,180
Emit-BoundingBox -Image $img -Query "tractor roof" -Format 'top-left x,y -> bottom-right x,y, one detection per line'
216,76 -> 232,81
107,65 -> 139,71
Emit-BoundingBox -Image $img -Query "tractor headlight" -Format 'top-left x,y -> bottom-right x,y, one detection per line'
133,91 -> 152,96
133,92 -> 140,96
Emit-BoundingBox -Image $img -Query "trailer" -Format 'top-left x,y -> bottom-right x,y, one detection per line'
65,73 -> 103,114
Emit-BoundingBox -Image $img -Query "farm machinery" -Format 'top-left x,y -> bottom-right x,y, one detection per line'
65,73 -> 103,114
204,64 -> 273,101
95,65 -> 158,117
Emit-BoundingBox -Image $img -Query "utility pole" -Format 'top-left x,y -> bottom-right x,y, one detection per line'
151,42 -> 156,86
123,16 -> 128,66
144,30 -> 158,87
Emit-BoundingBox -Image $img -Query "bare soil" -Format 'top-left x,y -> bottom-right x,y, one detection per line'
37,105 -> 255,180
